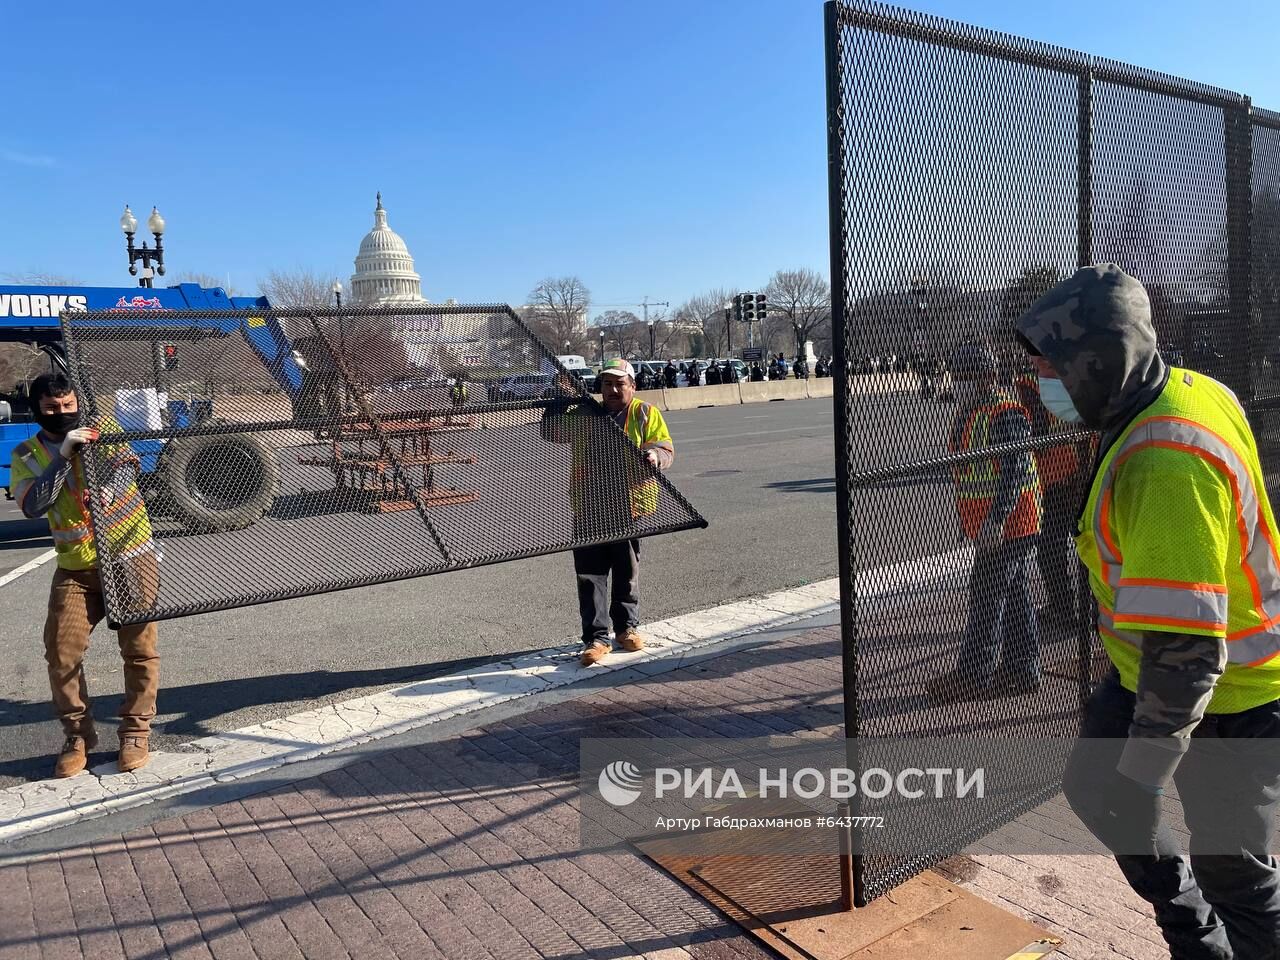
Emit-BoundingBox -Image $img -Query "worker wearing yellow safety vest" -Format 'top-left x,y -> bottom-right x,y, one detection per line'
541,359 -> 675,667
927,342 -> 1043,705
9,373 -> 160,779
1016,264 -> 1280,958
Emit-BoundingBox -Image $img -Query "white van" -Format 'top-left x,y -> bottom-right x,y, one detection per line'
556,355 -> 589,372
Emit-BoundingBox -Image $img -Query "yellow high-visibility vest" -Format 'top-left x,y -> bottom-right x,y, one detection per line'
11,424 -> 153,572
568,398 -> 674,520
1076,368 -> 1280,712
949,394 -> 1042,541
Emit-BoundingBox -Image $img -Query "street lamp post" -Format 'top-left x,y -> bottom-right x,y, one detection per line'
647,320 -> 656,359
598,329 -> 606,366
120,205 -> 166,288
331,281 -> 347,370
723,302 -> 733,354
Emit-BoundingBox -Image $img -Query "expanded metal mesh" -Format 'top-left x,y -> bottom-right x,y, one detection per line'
60,304 -> 704,626
826,0 -> 1276,904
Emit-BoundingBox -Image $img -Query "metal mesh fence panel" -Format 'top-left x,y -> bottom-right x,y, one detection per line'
1252,112 -> 1280,506
59,304 -> 705,626
826,0 -> 1276,904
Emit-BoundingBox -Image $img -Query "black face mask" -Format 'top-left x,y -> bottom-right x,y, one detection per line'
36,409 -> 80,437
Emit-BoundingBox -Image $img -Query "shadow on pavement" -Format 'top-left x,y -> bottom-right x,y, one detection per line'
0,647 -> 554,784
0,518 -> 51,551
763,477 -> 837,494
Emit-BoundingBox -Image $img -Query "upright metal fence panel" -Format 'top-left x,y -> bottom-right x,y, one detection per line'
1251,111 -> 1280,499
58,304 -> 705,626
826,0 -> 1275,904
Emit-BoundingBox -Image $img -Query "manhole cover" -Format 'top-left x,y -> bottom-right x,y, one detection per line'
696,470 -> 742,477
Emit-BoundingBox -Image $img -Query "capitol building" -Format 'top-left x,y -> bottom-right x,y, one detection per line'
350,193 -> 427,305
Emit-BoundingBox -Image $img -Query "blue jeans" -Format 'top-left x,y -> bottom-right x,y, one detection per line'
958,536 -> 1040,683
1063,672 -> 1280,959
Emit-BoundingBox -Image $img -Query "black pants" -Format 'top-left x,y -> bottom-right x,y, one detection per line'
573,540 -> 640,647
1037,482 -> 1078,622
1063,672 -> 1280,959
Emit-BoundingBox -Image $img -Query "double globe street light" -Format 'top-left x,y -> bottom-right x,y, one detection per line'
120,205 -> 166,288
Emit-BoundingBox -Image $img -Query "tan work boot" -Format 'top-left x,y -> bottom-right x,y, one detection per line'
118,735 -> 151,773
580,641 -> 611,667
616,628 -> 646,652
53,728 -> 98,779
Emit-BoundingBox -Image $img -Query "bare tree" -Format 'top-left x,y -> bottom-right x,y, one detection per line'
648,309 -> 686,358
0,342 -> 48,393
2,271 -> 86,286
592,310 -> 646,358
258,268 -> 340,309
765,268 -> 831,354
673,288 -> 733,357
172,272 -> 239,296
526,276 -> 591,353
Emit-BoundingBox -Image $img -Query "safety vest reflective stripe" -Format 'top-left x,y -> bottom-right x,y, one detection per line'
1114,579 -> 1230,631
1099,603 -> 1280,667
49,524 -> 92,545
1100,416 -> 1280,628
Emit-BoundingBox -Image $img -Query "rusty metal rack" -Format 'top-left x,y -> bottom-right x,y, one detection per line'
298,416 -> 479,513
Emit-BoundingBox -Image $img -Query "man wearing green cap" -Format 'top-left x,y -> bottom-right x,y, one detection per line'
544,358 -> 675,666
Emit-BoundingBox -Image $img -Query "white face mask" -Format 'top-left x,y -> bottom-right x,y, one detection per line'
1038,376 -> 1082,423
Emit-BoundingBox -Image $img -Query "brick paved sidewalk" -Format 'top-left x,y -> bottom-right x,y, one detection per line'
0,626 -> 1167,960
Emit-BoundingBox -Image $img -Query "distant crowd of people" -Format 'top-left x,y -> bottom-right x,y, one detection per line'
632,354 -> 835,391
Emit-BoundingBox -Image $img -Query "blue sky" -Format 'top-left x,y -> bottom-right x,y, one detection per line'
1,0 -> 1275,312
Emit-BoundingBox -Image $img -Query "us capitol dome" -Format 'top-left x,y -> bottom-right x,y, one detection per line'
350,193 -> 426,304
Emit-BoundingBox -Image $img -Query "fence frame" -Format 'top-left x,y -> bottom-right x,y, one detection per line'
825,0 -> 1276,905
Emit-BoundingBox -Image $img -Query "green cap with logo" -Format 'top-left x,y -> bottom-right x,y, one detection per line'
599,359 -> 636,379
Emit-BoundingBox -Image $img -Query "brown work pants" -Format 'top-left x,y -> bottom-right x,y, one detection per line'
43,554 -> 160,737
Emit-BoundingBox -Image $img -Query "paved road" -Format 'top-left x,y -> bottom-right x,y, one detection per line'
0,393 -> 956,785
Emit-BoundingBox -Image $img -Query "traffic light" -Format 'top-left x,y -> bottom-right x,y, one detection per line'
161,343 -> 178,371
732,293 -> 743,324
741,292 -> 756,323
755,293 -> 767,319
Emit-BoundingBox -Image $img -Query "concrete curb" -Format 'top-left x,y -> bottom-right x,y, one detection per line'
0,547 -> 975,844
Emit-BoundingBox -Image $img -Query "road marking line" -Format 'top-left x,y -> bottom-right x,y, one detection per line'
0,550 -> 57,589
682,428 -> 825,444
0,548 -> 973,844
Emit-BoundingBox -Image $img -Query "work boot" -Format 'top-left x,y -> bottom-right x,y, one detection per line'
616,628 -> 646,652
53,727 -> 98,779
924,669 -> 991,705
118,735 -> 151,773
580,641 -> 611,667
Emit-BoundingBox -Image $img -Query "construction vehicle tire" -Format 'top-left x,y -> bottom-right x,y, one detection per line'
161,431 -> 280,532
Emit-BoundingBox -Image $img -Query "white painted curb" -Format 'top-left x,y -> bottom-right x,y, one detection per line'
0,547 -> 973,843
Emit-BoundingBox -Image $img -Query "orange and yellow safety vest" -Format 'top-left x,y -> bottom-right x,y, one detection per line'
1076,368 -> 1280,712
10,423 -> 153,571
950,395 -> 1042,541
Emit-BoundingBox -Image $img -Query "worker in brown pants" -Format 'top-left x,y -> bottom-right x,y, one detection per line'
11,373 -> 161,777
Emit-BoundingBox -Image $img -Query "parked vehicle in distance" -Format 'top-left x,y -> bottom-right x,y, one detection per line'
491,373 -> 556,401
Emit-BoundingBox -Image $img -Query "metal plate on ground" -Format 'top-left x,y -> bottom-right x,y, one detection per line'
641,845 -> 1060,960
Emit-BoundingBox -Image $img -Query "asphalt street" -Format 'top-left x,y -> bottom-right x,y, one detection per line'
0,392 -> 955,785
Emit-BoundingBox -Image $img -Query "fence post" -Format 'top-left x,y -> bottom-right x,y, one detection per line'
1225,97 -> 1254,405
1077,67 -> 1094,269
825,0 -> 865,909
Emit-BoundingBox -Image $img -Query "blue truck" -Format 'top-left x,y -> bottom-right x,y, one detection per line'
1,282 -> 308,531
